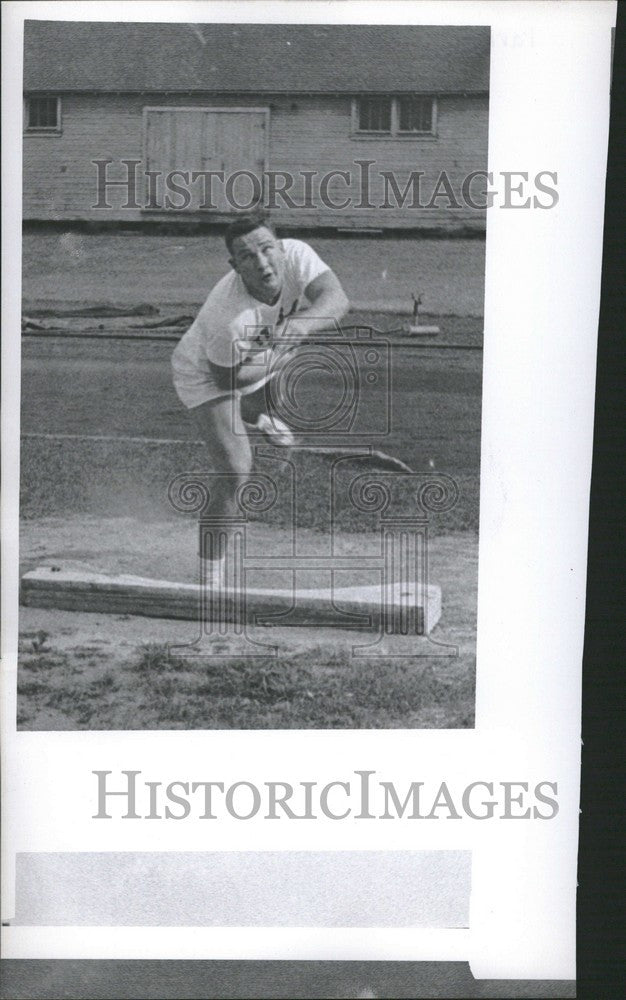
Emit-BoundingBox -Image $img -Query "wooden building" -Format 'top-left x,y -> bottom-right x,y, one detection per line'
23,22 -> 490,231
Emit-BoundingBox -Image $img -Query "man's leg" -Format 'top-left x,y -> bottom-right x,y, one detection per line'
190,396 -> 252,582
240,377 -> 295,447
239,381 -> 270,426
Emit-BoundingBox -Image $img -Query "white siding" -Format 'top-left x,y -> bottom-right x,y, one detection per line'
23,92 -> 488,230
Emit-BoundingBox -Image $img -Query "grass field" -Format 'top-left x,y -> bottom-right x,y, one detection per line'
17,633 -> 474,731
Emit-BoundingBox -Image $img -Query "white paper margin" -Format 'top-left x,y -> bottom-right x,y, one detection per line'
1,0 -> 617,981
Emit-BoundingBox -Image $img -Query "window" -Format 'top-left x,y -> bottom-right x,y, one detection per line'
398,96 -> 433,134
25,96 -> 61,131
358,97 -> 392,133
353,96 -> 436,138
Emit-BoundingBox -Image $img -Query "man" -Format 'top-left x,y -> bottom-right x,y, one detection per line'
172,210 -> 350,586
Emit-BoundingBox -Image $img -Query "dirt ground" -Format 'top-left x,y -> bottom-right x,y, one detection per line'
17,516 -> 477,730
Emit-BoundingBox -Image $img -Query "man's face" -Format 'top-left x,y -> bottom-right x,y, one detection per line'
229,226 -> 286,304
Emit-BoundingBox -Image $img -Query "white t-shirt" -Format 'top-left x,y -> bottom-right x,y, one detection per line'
172,238 -> 329,374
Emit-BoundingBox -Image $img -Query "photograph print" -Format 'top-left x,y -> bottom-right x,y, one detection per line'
18,20 -> 489,731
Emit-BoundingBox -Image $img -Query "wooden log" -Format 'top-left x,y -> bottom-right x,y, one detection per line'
20,566 -> 442,633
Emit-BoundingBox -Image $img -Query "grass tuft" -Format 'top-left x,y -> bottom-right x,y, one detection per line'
131,642 -> 188,673
18,637 -> 474,730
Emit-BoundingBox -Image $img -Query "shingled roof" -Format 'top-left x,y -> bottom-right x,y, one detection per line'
24,21 -> 490,94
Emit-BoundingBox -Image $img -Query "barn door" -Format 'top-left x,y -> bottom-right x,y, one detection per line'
143,108 -> 267,212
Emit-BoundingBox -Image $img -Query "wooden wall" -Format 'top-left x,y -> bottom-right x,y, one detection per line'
23,92 -> 488,230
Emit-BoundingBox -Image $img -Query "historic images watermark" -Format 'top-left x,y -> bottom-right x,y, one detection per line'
92,769 -> 560,821
92,159 -> 559,212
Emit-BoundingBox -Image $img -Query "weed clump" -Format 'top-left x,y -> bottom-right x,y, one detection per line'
131,642 -> 188,673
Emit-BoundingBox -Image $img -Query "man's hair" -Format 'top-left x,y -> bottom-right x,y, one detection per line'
225,210 -> 275,254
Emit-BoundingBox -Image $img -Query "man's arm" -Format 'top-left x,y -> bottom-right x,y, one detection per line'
260,269 -> 349,379
298,269 -> 350,329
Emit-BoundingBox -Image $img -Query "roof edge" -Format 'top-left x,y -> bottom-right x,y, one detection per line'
24,87 -> 490,96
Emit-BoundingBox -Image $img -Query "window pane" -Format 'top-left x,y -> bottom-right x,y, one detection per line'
358,98 -> 391,132
398,97 -> 433,133
28,97 -> 58,128
46,98 -> 58,126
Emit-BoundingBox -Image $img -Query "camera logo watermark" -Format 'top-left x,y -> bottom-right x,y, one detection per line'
232,321 -> 391,439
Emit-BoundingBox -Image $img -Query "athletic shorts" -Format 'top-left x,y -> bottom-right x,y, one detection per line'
171,356 -> 273,410
171,355 -> 228,409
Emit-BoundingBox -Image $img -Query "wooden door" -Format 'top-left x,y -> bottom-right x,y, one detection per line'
143,108 -> 267,212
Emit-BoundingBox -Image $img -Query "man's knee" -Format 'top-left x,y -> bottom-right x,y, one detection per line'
192,399 -> 252,477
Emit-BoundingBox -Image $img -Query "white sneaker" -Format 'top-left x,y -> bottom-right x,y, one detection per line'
255,412 -> 295,447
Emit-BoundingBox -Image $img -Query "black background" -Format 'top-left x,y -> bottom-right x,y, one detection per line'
576,4 -> 625,1000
